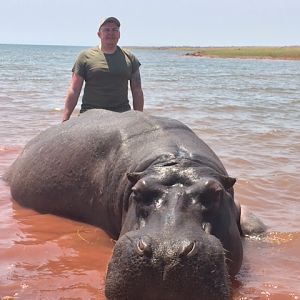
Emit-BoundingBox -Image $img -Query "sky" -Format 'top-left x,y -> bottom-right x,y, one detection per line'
1,0 -> 299,47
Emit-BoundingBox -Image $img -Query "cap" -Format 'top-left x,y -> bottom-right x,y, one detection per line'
99,17 -> 120,30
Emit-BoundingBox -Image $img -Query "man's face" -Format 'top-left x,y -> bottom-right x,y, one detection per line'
98,22 -> 120,47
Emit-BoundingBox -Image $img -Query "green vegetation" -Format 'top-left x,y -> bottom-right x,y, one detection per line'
185,46 -> 300,60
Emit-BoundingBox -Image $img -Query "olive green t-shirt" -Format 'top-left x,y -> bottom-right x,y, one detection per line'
72,46 -> 141,112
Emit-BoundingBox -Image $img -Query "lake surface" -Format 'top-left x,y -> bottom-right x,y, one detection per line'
0,44 -> 299,299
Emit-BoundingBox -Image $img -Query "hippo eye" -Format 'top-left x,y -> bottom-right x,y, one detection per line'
200,188 -> 222,212
132,189 -> 158,206
132,189 -> 159,219
189,185 -> 222,214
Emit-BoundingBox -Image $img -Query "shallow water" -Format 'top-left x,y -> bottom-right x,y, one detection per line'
0,45 -> 299,299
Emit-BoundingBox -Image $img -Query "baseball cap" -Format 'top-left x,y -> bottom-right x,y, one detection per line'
99,17 -> 120,30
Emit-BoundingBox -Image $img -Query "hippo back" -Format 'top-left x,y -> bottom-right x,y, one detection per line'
5,110 -> 228,238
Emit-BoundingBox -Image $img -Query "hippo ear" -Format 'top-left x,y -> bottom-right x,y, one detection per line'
220,175 -> 236,190
127,172 -> 143,184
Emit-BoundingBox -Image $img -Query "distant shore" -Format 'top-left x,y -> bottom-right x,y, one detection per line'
130,46 -> 300,61
177,46 -> 300,60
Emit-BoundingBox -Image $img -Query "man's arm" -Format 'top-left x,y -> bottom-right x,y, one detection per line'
130,69 -> 144,111
62,73 -> 84,122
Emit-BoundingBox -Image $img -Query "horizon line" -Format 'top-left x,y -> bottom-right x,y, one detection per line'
1,43 -> 300,48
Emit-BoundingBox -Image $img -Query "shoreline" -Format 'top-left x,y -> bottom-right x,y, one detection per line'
186,53 -> 300,61
129,46 -> 300,61
184,46 -> 300,61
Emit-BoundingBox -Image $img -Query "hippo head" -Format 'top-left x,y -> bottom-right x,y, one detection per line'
105,161 -> 242,300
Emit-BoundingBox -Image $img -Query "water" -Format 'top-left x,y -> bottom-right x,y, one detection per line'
0,44 -> 299,299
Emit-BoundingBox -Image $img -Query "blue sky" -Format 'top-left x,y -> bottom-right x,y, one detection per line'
1,0 -> 299,47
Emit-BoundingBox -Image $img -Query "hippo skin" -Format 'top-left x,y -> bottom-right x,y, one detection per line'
5,110 -> 266,300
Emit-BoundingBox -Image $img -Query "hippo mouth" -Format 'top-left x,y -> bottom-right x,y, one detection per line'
105,232 -> 230,300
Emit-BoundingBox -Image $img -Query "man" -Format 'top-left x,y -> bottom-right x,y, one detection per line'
62,17 -> 144,122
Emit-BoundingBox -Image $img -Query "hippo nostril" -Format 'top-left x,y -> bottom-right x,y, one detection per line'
179,241 -> 197,258
136,238 -> 152,257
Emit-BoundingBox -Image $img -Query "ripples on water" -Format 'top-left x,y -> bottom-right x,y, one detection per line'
0,44 -> 299,299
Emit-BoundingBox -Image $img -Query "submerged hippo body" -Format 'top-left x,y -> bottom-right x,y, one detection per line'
5,110 -> 265,300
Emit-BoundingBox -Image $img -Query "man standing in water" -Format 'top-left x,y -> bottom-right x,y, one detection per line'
62,17 -> 144,122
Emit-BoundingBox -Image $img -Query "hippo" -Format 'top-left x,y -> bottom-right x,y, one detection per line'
4,109 -> 266,300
